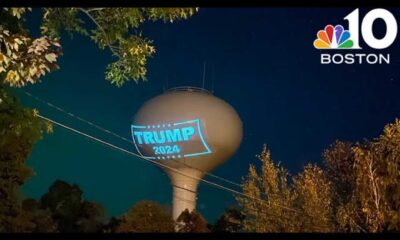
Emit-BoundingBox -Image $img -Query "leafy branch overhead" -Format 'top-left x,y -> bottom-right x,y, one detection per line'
0,27 -> 62,87
0,7 -> 198,87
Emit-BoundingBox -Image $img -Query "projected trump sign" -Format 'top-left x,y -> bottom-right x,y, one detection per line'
131,119 -> 212,160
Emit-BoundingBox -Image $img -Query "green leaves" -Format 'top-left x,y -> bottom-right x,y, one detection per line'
1,7 -> 197,87
81,7 -> 186,86
144,8 -> 198,23
0,26 -> 62,87
41,8 -> 88,38
75,7 -> 195,86
105,35 -> 155,87
45,53 -> 57,63
3,8 -> 31,19
87,8 -> 144,45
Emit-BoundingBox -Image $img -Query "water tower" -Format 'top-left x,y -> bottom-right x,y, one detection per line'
131,86 -> 243,220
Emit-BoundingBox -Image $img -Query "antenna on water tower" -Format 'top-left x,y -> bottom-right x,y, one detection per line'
202,61 -> 206,89
211,63 -> 215,94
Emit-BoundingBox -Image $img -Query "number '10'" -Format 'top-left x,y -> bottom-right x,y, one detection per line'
344,8 -> 398,49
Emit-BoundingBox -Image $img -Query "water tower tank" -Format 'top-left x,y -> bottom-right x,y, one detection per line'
131,86 -> 243,220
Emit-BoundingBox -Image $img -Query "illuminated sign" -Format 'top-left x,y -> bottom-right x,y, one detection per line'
131,119 -> 212,159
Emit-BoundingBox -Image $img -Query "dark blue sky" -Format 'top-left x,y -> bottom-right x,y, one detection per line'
16,8 -> 400,222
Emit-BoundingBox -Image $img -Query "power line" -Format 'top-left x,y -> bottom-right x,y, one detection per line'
36,111 -> 340,228
37,113 -> 300,214
24,91 -> 129,143
23,91 -> 300,213
23,91 -> 242,188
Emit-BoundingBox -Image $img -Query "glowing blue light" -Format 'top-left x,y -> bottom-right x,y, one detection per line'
131,119 -> 212,159
131,125 -> 155,160
133,128 -> 196,144
166,129 -> 183,142
143,132 -> 155,144
183,119 -> 212,157
132,125 -> 146,129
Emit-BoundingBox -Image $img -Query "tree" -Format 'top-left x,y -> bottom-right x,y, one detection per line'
0,85 -> 51,232
0,8 -> 62,87
39,180 -> 105,233
291,164 -> 335,232
212,207 -> 245,232
175,209 -> 210,233
21,198 -> 57,232
239,119 -> 400,233
0,7 -> 198,87
237,145 -> 298,232
114,200 -> 174,233
375,119 -> 400,231
238,145 -> 335,232
323,141 -> 356,210
331,120 -> 400,232
101,217 -> 123,233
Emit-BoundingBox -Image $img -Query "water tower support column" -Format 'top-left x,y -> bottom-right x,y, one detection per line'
166,167 -> 203,220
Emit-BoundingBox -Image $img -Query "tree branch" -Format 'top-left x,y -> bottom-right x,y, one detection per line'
78,8 -> 119,57
86,8 -> 105,13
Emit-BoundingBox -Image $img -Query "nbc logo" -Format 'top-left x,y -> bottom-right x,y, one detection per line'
314,9 -> 397,64
314,25 -> 353,49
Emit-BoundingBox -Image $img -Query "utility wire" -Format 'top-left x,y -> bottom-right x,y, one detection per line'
24,93 -> 340,228
37,113 -> 300,214
37,111 -> 349,231
24,91 -> 354,228
23,91 -> 300,213
23,91 -> 242,188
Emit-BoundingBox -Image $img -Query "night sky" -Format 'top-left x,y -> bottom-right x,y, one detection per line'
14,8 -> 400,222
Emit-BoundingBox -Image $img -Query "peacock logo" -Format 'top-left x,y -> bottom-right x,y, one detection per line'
313,25 -> 354,49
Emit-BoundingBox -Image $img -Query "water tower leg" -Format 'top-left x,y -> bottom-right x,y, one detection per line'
167,168 -> 202,220
172,183 -> 198,220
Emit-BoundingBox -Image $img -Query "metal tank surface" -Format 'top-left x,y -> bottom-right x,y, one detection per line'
131,86 -> 243,220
